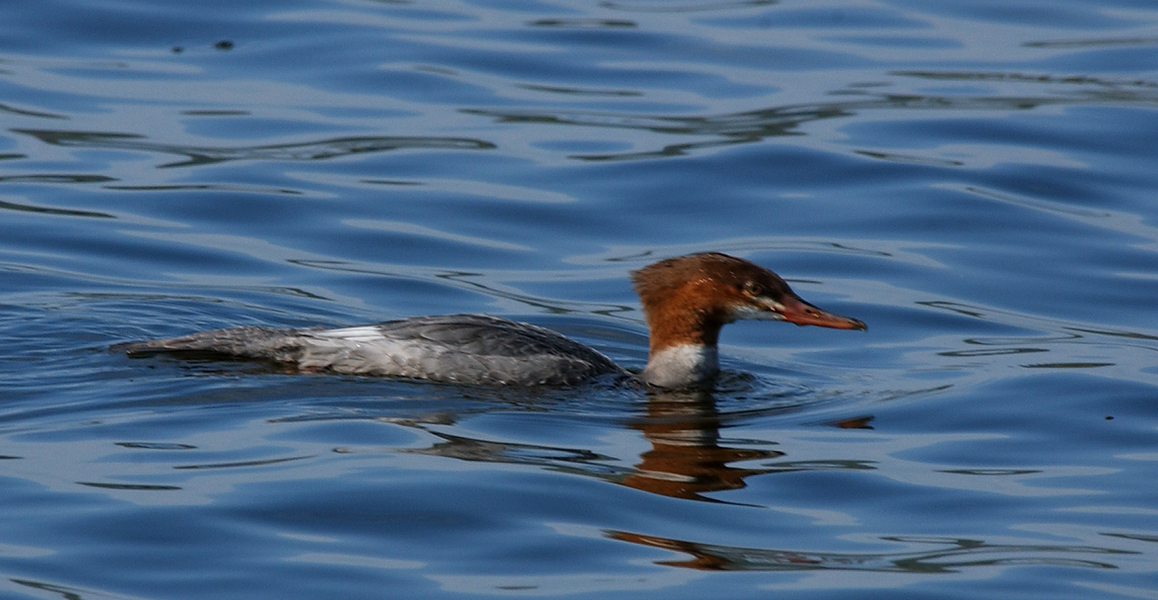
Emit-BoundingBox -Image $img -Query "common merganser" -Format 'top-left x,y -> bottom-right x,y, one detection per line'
117,252 -> 865,388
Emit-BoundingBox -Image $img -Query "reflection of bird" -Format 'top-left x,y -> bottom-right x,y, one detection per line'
621,391 -> 783,501
118,252 -> 864,388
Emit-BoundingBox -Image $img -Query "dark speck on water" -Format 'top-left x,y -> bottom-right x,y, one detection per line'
1,0 -> 1157,599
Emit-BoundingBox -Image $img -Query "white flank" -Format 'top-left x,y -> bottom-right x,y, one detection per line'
314,325 -> 389,343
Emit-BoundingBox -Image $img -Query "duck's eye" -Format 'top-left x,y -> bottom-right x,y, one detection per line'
743,281 -> 762,296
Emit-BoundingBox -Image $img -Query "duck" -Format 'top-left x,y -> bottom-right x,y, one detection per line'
117,252 -> 865,388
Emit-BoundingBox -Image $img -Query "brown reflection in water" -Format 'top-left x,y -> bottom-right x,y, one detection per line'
607,530 -> 1133,573
399,388 -> 875,503
829,415 -> 874,429
625,393 -> 787,500
620,391 -> 877,500
621,390 -> 780,501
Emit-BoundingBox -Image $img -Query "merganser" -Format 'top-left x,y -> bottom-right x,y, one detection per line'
117,252 -> 865,388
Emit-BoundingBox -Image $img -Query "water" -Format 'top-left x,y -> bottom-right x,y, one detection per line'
2,0 -> 1157,598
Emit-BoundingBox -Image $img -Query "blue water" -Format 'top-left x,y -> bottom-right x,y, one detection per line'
2,0 -> 1158,598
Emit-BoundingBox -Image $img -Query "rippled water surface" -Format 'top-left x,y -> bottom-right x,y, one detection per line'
2,0 -> 1158,598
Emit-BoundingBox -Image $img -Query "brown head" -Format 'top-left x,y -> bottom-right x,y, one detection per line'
631,252 -> 866,357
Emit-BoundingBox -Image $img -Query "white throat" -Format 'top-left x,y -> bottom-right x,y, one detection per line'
640,344 -> 719,388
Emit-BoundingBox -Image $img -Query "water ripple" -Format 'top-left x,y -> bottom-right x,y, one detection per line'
11,129 -> 496,168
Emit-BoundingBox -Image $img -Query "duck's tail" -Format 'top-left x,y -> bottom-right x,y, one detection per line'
113,325 -> 313,363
